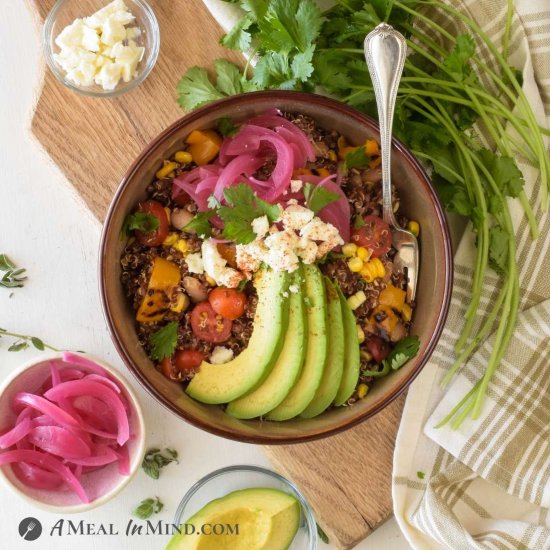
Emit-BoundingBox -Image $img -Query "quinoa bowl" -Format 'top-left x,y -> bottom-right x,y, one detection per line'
100,91 -> 452,444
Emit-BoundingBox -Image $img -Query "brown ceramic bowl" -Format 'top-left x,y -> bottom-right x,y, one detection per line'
100,91 -> 452,444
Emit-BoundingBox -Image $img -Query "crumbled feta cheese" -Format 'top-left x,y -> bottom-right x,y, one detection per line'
202,240 -> 244,288
281,204 -> 315,231
289,284 -> 299,293
185,253 -> 204,274
53,0 -> 143,91
282,291 -> 289,298
264,230 -> 301,272
251,215 -> 270,239
236,241 -> 267,272
300,218 -> 344,248
210,346 -> 234,365
296,238 -> 318,264
290,179 -> 303,193
286,198 -> 299,206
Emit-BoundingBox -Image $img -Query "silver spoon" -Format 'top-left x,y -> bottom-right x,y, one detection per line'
364,23 -> 419,303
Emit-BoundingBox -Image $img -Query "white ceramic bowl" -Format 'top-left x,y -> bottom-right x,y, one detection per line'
0,352 -> 145,513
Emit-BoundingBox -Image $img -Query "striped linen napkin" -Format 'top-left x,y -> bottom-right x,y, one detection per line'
393,1 -> 550,548
202,1 -> 550,547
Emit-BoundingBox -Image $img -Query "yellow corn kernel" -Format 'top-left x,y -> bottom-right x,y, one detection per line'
357,383 -> 369,399
156,161 -> 178,179
360,349 -> 373,362
347,290 -> 366,310
328,150 -> 337,161
173,239 -> 188,254
174,151 -> 193,164
164,207 -> 171,220
347,257 -> 364,273
170,293 -> 190,313
402,303 -> 413,322
407,220 -> 420,237
360,257 -> 385,283
205,275 -> 216,286
342,243 -> 358,257
163,233 -> 179,247
356,325 -> 365,343
356,246 -> 370,261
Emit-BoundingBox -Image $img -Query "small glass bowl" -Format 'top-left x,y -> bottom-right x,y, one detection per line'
43,0 -> 160,98
173,465 -> 318,549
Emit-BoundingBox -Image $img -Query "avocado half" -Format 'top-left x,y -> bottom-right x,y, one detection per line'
166,488 -> 300,550
186,269 -> 288,404
226,270 -> 307,419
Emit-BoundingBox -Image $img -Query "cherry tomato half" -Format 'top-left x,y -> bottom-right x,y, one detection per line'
208,287 -> 247,320
159,349 -> 204,381
365,335 -> 390,363
190,302 -> 233,343
351,215 -> 391,258
135,200 -> 169,247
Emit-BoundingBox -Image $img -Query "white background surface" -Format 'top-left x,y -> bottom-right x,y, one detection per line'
0,3 -> 410,549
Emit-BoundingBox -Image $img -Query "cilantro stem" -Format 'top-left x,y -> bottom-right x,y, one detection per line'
435,380 -> 481,429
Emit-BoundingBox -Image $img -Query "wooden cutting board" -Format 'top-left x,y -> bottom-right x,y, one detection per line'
27,1 -> 403,547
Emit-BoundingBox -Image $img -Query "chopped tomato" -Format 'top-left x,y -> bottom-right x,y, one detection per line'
159,349 -> 204,381
351,215 -> 391,258
190,302 -> 232,343
135,200 -> 169,247
208,287 -> 247,320
365,335 -> 390,363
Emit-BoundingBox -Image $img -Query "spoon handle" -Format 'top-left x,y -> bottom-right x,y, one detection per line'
364,23 -> 407,227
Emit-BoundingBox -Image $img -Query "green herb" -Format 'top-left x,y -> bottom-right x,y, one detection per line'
217,117 -> 239,137
353,216 -> 365,229
183,0 -> 550,427
141,447 -> 179,480
302,182 -> 340,214
0,255 -> 27,289
316,523 -> 329,544
237,279 -> 248,292
148,322 -> 178,361
121,212 -> 160,238
132,497 -> 164,519
0,328 -> 59,352
183,211 -> 215,238
344,146 -> 371,170
218,183 -> 281,244
417,471 -> 425,480
362,335 -> 420,378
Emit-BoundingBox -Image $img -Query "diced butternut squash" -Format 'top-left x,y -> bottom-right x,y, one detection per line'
379,285 -> 406,311
185,130 -> 222,165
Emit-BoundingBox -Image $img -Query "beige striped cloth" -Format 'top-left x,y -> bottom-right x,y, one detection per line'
203,1 -> 550,547
393,1 -> 550,549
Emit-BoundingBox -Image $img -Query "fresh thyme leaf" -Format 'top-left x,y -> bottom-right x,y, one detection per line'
0,254 -> 16,271
316,523 -> 329,544
148,323 -> 178,361
142,447 -> 179,480
218,183 -> 281,244
121,212 -> 160,238
344,146 -> 371,170
8,341 -> 29,352
217,117 -> 239,137
183,211 -> 215,238
386,336 -> 420,371
133,497 -> 164,519
31,337 -> 45,351
302,182 -> 340,214
0,329 -> 58,352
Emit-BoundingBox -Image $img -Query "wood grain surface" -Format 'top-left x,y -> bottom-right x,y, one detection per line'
28,2 -> 401,548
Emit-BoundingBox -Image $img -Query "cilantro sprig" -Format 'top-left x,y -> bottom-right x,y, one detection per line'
362,336 -> 420,378
183,211 -> 215,238
149,322 -> 178,361
121,212 -> 160,238
303,183 -> 340,214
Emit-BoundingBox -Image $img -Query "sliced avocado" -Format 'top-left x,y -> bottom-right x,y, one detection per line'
186,269 -> 288,404
226,270 -> 307,419
333,284 -> 361,406
266,264 -> 327,421
166,487 -> 300,550
300,278 -> 345,418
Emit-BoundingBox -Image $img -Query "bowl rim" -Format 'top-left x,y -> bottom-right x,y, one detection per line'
99,90 -> 453,444
0,351 -> 146,513
42,0 -> 161,98
172,464 -> 317,548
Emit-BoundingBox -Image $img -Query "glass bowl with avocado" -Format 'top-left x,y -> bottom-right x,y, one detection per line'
100,91 -> 453,443
169,465 -> 317,550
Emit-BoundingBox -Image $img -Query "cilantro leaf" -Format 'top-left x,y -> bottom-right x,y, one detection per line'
133,497 -> 163,520
183,211 -> 215,238
121,212 -> 160,238
386,335 -> 420,371
221,13 -> 254,51
441,34 -> 476,84
214,59 -> 244,96
477,149 -> 524,198
176,66 -> 225,111
303,182 -> 340,214
217,117 -> 238,137
149,322 -> 178,361
218,183 -> 280,244
489,225 -> 510,275
344,146 -> 371,170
